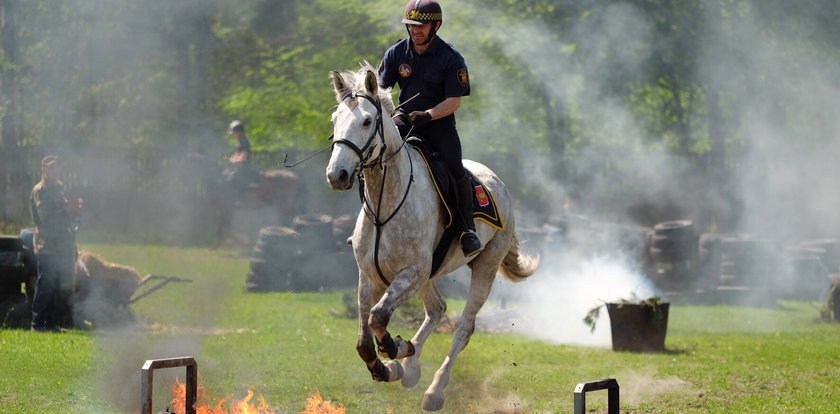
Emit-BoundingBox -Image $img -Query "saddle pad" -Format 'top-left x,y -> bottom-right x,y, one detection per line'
413,146 -> 505,231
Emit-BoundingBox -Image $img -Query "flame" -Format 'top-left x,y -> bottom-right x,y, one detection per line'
169,378 -> 345,414
300,393 -> 346,414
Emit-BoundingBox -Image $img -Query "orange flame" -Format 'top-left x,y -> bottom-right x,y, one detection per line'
300,393 -> 346,414
169,378 -> 345,414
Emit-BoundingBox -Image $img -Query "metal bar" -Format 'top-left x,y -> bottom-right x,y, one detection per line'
130,279 -> 173,305
574,378 -> 619,414
130,275 -> 192,304
141,356 -> 198,414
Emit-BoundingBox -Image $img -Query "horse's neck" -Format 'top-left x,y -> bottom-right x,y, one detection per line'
361,126 -> 414,216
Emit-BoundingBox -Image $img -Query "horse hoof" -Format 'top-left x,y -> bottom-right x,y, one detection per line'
421,392 -> 445,411
383,360 -> 403,382
401,358 -> 421,388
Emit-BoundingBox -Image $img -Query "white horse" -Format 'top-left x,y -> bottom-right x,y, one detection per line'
325,64 -> 539,411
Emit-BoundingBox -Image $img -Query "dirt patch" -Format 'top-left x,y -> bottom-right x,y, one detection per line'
618,370 -> 693,406
146,323 -> 259,335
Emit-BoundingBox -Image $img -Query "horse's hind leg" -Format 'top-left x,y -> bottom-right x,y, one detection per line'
357,274 -> 403,382
422,247 -> 504,411
401,280 -> 447,388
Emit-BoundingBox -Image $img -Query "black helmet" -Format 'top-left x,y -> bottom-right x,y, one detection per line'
228,120 -> 244,133
402,0 -> 442,25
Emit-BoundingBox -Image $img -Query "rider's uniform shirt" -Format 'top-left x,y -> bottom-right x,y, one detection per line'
234,135 -> 252,163
378,36 -> 470,117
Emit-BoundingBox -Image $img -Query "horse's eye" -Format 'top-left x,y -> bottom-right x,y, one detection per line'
362,118 -> 372,127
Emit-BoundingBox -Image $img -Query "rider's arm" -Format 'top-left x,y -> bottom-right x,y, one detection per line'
427,97 -> 460,120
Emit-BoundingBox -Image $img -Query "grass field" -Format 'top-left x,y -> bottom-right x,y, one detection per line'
2,242 -> 840,413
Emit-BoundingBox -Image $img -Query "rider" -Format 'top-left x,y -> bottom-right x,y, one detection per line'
378,0 -> 482,258
223,120 -> 260,199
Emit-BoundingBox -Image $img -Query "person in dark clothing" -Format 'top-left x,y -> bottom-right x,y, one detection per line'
223,120 -> 261,200
29,155 -> 82,332
378,0 -> 482,258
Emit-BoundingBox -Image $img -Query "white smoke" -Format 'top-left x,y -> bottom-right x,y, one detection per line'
486,250 -> 661,347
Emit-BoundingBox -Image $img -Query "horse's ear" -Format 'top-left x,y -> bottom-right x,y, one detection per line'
332,70 -> 347,102
364,70 -> 378,96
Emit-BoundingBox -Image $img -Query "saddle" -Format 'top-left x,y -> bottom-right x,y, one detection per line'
406,137 -> 504,274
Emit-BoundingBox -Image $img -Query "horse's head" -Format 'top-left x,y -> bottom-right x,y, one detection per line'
326,64 -> 396,191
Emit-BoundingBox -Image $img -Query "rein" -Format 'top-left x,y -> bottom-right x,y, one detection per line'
282,93 -> 419,169
334,91 -> 415,287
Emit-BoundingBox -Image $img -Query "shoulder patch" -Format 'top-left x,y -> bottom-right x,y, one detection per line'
457,68 -> 469,87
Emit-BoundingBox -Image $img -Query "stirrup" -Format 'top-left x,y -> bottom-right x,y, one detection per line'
460,230 -> 482,258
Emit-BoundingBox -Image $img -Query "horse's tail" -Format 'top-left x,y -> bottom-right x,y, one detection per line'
498,232 -> 540,282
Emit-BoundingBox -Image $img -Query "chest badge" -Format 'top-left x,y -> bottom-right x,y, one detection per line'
399,64 -> 412,78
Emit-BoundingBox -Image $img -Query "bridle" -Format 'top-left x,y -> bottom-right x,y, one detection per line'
331,90 -> 415,287
331,91 -> 387,169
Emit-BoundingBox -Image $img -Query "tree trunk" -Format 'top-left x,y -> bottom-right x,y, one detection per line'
1,0 -> 19,223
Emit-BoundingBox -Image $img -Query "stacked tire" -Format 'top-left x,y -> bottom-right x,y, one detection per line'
706,234 -> 783,288
245,214 -> 357,292
650,220 -> 697,263
784,239 -> 835,300
648,220 -> 698,287
245,226 -> 301,292
0,235 -> 32,328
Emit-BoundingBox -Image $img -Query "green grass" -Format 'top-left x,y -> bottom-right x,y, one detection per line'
2,243 -> 840,413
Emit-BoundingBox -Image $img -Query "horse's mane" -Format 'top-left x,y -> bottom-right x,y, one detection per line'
334,62 -> 396,116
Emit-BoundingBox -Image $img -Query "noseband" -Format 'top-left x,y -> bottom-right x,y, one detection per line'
331,91 -> 386,169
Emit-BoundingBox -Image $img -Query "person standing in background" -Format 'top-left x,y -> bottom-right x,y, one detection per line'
29,155 -> 82,332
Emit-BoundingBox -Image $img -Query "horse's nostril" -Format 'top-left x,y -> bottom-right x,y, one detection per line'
340,169 -> 349,182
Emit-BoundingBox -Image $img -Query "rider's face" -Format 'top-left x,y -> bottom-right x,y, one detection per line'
43,164 -> 59,181
408,22 -> 436,45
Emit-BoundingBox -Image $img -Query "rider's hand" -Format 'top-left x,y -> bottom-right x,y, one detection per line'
393,112 -> 411,129
229,152 -> 246,163
408,111 -> 432,129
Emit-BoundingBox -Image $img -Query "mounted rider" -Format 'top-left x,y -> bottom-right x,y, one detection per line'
378,0 -> 482,258
223,120 -> 261,199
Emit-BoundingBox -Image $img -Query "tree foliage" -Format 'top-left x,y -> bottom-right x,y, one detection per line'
2,0 -> 839,231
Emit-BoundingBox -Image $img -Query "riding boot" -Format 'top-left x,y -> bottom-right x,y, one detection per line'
455,174 -> 482,258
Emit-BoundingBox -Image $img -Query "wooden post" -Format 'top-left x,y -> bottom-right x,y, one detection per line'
140,357 -> 197,414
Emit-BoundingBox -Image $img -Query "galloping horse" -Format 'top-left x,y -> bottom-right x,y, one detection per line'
325,64 -> 539,411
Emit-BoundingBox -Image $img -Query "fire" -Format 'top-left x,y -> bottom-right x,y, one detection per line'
300,393 -> 347,414
169,378 -> 345,414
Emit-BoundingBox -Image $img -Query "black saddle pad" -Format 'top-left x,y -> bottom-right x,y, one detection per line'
407,138 -> 504,231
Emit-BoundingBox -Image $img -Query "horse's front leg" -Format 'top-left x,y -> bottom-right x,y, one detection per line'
357,273 -> 403,382
369,265 -> 425,361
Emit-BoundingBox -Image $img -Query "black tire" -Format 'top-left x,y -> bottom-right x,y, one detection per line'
0,236 -> 22,251
653,220 -> 694,238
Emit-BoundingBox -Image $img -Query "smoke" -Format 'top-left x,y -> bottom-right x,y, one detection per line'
451,1 -> 840,341
698,6 -> 840,241
483,243 -> 661,347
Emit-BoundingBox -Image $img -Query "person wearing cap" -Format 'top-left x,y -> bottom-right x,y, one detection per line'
378,0 -> 482,258
29,155 -> 83,332
223,120 -> 261,199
